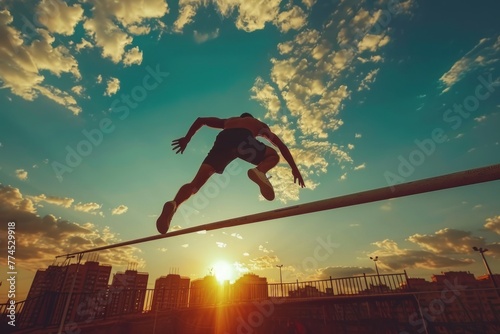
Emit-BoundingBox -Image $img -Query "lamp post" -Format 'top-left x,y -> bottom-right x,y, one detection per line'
370,256 -> 382,287
472,247 -> 499,296
276,264 -> 284,297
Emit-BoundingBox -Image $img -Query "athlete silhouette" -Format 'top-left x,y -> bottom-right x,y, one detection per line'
156,113 -> 305,234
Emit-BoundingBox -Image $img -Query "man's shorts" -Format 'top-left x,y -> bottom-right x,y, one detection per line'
203,128 -> 268,174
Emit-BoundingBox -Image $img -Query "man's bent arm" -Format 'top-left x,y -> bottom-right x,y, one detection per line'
264,131 -> 305,187
184,117 -> 225,141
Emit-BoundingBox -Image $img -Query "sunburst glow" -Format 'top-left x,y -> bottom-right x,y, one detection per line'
212,261 -> 234,283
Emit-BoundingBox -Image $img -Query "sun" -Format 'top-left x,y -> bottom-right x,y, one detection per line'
212,261 -> 234,284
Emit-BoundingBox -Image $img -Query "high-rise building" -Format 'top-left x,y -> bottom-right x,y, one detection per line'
107,269 -> 149,316
152,274 -> 190,311
21,261 -> 111,327
232,273 -> 268,301
189,275 -> 219,307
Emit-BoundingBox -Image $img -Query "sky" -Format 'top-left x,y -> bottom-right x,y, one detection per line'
1,0 -> 500,302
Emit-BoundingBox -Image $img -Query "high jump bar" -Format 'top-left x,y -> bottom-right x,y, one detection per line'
57,163 -> 500,258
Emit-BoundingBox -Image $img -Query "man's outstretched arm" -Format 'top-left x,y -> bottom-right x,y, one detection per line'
172,117 -> 225,154
264,131 -> 305,187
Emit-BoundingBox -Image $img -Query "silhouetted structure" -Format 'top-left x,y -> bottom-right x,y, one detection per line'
232,273 -> 268,301
21,261 -> 111,327
152,274 -> 190,310
189,275 -> 219,307
107,269 -> 148,316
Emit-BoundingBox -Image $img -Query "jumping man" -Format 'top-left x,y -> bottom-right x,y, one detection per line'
156,113 -> 305,234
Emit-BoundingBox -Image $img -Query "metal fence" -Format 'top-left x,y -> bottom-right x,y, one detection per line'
1,272 -> 408,331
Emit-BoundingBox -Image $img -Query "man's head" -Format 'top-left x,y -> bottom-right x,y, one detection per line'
240,112 -> 254,118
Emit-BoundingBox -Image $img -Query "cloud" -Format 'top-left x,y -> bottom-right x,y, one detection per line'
358,68 -> 380,91
357,34 -> 390,52
71,85 -> 85,96
194,29 -> 220,43
75,38 -> 93,52
36,0 -> 84,35
275,5 -> 307,33
104,77 -> 120,96
30,193 -> 74,208
371,239 -> 474,271
216,241 -> 227,248
484,215 -> 500,235
83,0 -> 168,63
249,255 -> 280,270
111,205 -> 128,215
0,10 -> 82,114
175,0 -> 307,33
73,202 -> 102,214
250,2 -> 418,202
439,36 -> 500,93
16,169 -> 28,180
407,228 -> 486,254
312,266 -> 374,279
0,185 -> 143,271
173,2 -> 197,32
251,77 -> 281,120
123,46 -> 143,66
354,163 -> 366,170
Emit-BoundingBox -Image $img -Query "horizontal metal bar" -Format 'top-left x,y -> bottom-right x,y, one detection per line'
57,163 -> 500,258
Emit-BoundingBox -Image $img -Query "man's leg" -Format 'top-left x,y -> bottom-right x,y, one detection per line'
157,164 -> 215,234
248,146 -> 279,201
256,147 -> 280,173
173,164 -> 215,206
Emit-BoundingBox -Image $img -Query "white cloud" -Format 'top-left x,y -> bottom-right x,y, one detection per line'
71,85 -> 84,96
357,33 -> 390,52
216,241 -> 227,248
111,205 -> 128,215
83,0 -> 168,63
407,228 -> 485,254
233,0 -> 282,32
275,5 -> 307,33
372,239 -> 474,270
251,77 -> 281,120
36,85 -> 81,115
194,29 -> 220,43
484,215 -> 500,235
16,169 -> 28,181
173,3 -> 197,32
358,68 -> 380,91
175,0 -> 305,33
439,36 -> 500,93
0,10 -> 82,114
354,163 -> 366,170
74,202 -> 102,214
123,46 -> 143,66
30,194 -> 74,208
104,77 -> 120,96
36,0 -> 84,36
0,185 -> 143,271
75,38 -> 93,52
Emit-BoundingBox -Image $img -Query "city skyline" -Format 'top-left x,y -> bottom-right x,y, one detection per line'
11,259 -> 500,331
1,0 -> 500,307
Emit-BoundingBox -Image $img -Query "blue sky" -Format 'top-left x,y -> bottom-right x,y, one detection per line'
1,0 -> 500,301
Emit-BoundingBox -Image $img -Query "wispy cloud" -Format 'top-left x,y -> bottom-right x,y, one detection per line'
0,185 -> 142,271
104,77 -> 120,96
15,169 -> 28,181
111,204 -> 128,215
439,36 -> 500,93
194,29 -> 220,43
